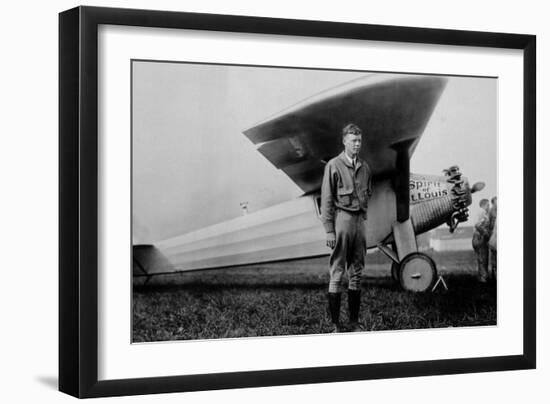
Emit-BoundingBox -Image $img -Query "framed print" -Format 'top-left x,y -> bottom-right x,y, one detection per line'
59,6 -> 536,398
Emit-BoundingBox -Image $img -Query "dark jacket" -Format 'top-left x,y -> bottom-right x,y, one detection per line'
320,151 -> 372,233
472,211 -> 491,249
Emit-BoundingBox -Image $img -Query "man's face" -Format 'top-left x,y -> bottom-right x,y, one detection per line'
343,133 -> 362,157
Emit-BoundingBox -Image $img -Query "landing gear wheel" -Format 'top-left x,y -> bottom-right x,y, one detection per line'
391,261 -> 400,282
390,242 -> 399,282
399,252 -> 437,292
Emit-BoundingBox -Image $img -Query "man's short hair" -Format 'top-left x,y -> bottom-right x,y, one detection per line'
479,198 -> 489,208
491,196 -> 497,204
342,123 -> 363,139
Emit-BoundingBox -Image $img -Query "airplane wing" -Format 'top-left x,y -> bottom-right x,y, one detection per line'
139,74 -> 449,276
243,74 -> 448,194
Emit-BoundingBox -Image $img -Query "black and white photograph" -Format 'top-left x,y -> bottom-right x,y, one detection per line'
131,61 -> 498,342
1,0 -> 540,402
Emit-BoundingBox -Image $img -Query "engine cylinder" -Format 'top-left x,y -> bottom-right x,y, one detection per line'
410,195 -> 455,235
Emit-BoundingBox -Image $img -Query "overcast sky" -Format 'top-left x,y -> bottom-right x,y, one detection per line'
132,61 -> 496,244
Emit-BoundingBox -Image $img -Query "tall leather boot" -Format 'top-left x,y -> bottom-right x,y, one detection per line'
347,289 -> 363,331
327,292 -> 344,333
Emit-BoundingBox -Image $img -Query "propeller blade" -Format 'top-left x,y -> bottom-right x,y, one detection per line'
470,181 -> 486,193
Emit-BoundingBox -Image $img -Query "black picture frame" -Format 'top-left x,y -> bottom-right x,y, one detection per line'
59,5 -> 536,399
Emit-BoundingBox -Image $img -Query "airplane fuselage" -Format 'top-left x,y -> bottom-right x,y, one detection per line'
150,172 -> 469,274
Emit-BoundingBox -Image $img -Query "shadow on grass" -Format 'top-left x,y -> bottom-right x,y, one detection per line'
134,282 -> 327,293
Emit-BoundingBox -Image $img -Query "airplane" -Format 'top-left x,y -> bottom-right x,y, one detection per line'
133,74 -> 485,292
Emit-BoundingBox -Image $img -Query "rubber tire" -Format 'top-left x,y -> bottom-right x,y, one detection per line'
390,242 -> 399,282
391,261 -> 400,282
399,252 -> 437,293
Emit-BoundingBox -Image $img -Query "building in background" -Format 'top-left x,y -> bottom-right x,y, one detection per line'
428,226 -> 474,251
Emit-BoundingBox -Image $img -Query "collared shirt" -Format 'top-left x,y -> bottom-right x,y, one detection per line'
477,210 -> 489,223
320,151 -> 372,233
344,152 -> 357,167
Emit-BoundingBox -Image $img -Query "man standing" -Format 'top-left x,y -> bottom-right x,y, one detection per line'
321,123 -> 372,332
472,199 -> 491,283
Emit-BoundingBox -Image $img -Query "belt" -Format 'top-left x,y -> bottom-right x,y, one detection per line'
336,208 -> 365,215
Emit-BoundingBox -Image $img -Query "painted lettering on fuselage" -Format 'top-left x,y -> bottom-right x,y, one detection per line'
409,176 -> 449,204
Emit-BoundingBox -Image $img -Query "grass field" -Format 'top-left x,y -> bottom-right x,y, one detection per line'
132,250 -> 496,342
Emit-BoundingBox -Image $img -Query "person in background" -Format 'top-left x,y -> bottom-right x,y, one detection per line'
472,198 -> 491,283
488,196 -> 497,280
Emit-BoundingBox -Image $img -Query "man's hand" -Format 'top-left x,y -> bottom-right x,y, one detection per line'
326,232 -> 336,249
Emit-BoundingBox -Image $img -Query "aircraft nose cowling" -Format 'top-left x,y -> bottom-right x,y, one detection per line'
410,166 -> 476,235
